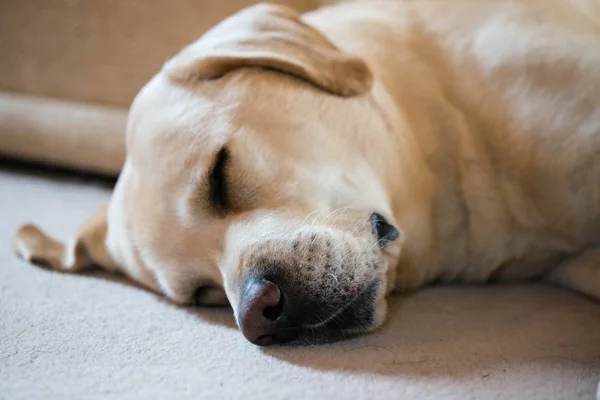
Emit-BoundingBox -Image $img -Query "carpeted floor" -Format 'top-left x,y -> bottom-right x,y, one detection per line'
1,164 -> 599,400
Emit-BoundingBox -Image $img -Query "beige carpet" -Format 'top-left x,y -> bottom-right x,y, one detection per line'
1,164 -> 599,400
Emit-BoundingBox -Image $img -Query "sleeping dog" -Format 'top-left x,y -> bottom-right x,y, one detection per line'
14,0 -> 600,345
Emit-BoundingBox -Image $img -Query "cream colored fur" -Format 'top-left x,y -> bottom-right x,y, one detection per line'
14,0 -> 600,343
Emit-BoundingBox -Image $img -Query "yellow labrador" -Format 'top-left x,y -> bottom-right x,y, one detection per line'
14,0 -> 600,345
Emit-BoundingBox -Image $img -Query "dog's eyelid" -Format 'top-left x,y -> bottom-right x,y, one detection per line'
208,147 -> 229,212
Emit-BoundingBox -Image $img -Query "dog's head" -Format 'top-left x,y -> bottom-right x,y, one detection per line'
15,4 -> 404,345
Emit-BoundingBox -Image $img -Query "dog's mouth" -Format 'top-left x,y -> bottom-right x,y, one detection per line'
271,279 -> 381,346
237,276 -> 381,346
226,211 -> 398,346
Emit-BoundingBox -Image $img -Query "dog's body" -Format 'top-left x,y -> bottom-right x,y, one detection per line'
14,0 -> 600,345
304,0 -> 600,293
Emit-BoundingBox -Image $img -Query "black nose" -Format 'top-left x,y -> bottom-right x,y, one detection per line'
370,212 -> 400,244
238,273 -> 380,346
238,275 -> 285,346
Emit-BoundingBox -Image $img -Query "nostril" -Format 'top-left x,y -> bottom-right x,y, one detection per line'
255,335 -> 275,346
257,280 -> 281,311
370,212 -> 400,244
238,276 -> 283,345
263,296 -> 284,320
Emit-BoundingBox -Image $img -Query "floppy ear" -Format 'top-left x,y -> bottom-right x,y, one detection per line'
163,3 -> 373,97
13,205 -> 119,274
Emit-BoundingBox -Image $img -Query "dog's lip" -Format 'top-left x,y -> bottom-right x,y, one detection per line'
253,279 -> 381,346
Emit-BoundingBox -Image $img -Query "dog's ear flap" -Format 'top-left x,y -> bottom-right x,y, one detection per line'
14,205 -> 119,274
163,3 -> 373,97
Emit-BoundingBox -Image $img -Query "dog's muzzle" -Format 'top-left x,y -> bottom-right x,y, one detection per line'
237,213 -> 398,346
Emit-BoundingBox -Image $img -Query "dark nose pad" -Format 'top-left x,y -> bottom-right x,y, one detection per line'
238,275 -> 284,346
370,212 -> 400,244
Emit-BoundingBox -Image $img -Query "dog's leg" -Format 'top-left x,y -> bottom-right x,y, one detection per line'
546,247 -> 600,301
13,205 -> 177,301
13,205 -> 118,273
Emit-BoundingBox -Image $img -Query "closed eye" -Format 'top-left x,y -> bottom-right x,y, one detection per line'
209,147 -> 229,212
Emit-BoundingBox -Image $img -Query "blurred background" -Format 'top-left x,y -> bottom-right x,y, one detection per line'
0,0 -> 333,176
